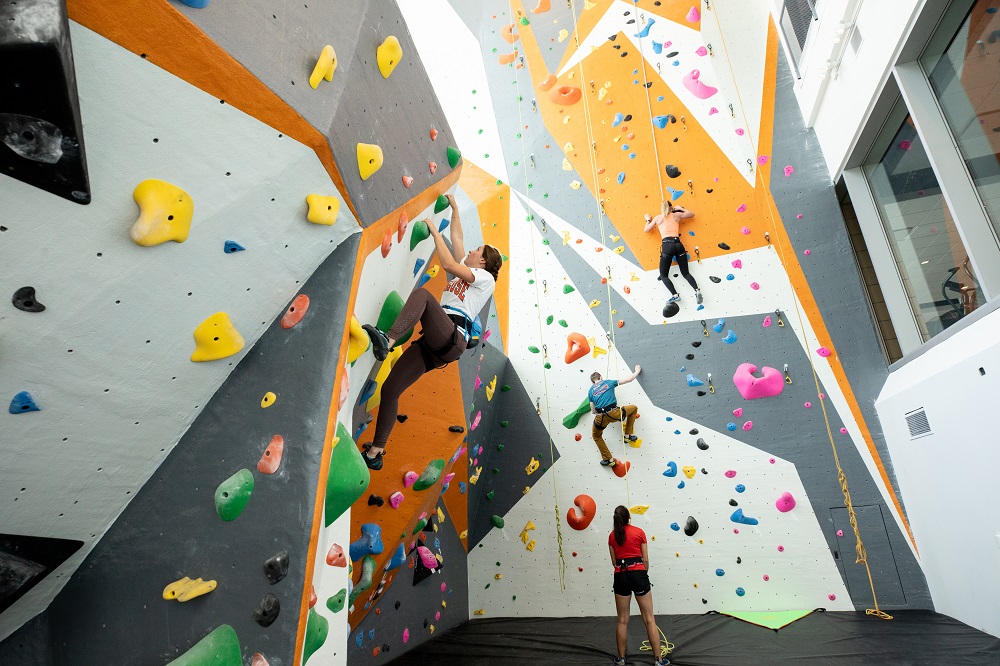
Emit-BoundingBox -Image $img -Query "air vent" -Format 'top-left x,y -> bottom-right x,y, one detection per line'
904,408 -> 931,439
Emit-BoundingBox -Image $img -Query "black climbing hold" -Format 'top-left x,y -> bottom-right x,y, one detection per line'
624,114 -> 633,122
691,341 -> 701,348
696,390 -> 706,396
621,51 -> 628,57
665,164 -> 681,178
702,598 -> 708,604
701,468 -> 708,474
12,286 -> 45,313
696,438 -> 709,450
613,44 -> 622,50
252,592 -> 281,626
608,34 -> 617,41
685,354 -> 695,360
423,619 -> 429,628
665,51 -> 679,58
729,499 -> 738,506
709,275 -> 722,283
673,137 -> 679,142
706,189 -> 714,193
626,19 -> 635,25
396,414 -> 408,423
0,0 -> 91,204
684,516 -> 699,537
663,301 -> 680,318
394,600 -> 401,610
689,428 -> 699,435
368,494 -> 385,507
655,1 -> 662,5
718,242 -> 731,250
645,82 -> 653,88
263,551 -> 289,584
423,516 -> 435,532
449,425 -> 465,433
737,557 -> 742,564
382,644 -> 390,653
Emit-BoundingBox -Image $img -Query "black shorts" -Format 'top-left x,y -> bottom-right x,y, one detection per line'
613,568 -> 651,597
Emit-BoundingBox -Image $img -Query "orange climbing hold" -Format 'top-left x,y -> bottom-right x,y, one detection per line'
612,459 -> 631,478
397,211 -> 409,242
550,86 -> 582,106
251,653 -> 270,666
257,435 -> 284,474
402,175 -> 414,188
381,230 -> 393,258
280,294 -> 310,329
531,0 -> 551,13
429,162 -> 438,174
565,332 -> 591,364
430,128 -> 439,141
538,73 -> 557,91
566,494 -> 597,530
501,24 -> 519,43
308,586 -> 317,609
498,50 -> 518,65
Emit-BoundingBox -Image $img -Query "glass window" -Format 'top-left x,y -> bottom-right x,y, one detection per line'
923,0 -> 1000,240
864,104 -> 984,341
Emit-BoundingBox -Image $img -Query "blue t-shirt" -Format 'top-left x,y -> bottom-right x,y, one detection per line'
588,379 -> 619,410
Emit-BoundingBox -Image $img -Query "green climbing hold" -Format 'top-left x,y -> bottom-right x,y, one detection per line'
542,239 -> 550,245
486,490 -> 495,500
546,315 -> 554,325
492,467 -> 500,474
409,220 -> 430,250
447,147 -> 462,168
497,444 -> 505,451
502,254 -> 509,261
544,362 -> 551,369
558,319 -> 568,327
519,15 -> 530,25
349,555 -> 377,605
167,625 -> 241,666
376,291 -> 413,346
302,608 -> 329,665
433,194 -> 450,214
412,518 -> 428,533
563,285 -> 575,294
528,279 -> 535,284
563,397 -> 592,429
501,420 -> 509,427
491,515 -> 505,528
326,588 -> 347,614
501,385 -> 511,392
526,268 -> 533,273
528,346 -> 540,353
214,470 -> 254,522
325,422 -> 370,526
413,458 -> 446,491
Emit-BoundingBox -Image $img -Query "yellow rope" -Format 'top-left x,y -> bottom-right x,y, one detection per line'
640,627 -> 674,660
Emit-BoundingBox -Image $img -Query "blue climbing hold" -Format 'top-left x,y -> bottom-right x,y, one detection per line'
657,96 -> 665,102
368,628 -> 375,641
612,112 -> 624,127
670,522 -> 680,531
353,422 -> 369,439
349,523 -> 384,562
652,116 -> 669,129
635,18 -> 655,38
621,144 -> 630,151
735,484 -> 745,493
726,274 -> 735,280
674,430 -> 681,435
712,319 -> 725,333
673,60 -> 679,66
9,391 -> 40,414
727,422 -> 737,431
716,568 -> 725,576
358,379 -> 377,405
663,461 -> 677,477
689,230 -> 696,236
356,632 -> 364,648
730,508 -> 759,525
413,258 -> 426,276
618,172 -> 626,184
439,218 -> 450,232
665,416 -> 673,421
651,41 -> 663,54
736,587 -> 746,597
459,482 -> 467,494
677,481 -> 685,489
629,153 -> 636,159
686,374 -> 704,387
418,273 -> 431,288
723,330 -> 738,344
696,304 -> 705,311
224,240 -> 245,253
680,366 -> 686,372
667,187 -> 684,201
178,0 -> 211,7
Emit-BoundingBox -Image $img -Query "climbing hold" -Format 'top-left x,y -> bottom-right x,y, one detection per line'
448,425 -> 465,433
402,175 -> 414,188
682,466 -> 697,479
347,317 -> 370,364
763,315 -> 772,327
368,494 -> 384,507
326,588 -> 347,614
252,592 -> 280,627
742,421 -> 753,430
309,45 -> 337,89
664,164 -> 681,178
686,374 -> 704,387
617,172 -> 625,184
165,625 -> 241,666
612,460 -> 630,478
722,330 -> 738,344
687,6 -> 701,22
733,408 -> 743,417
712,319 -> 725,333
325,423 -> 370,526
733,363 -> 785,399
223,240 -> 245,254
376,291 -> 413,346
563,284 -> 575,294
130,179 -> 193,246
349,555 -> 377,605
784,165 -> 795,177
567,494 -> 597,530
736,484 -> 746,493
730,508 -> 759,525
670,523 -> 680,531
403,471 -> 419,488
816,347 -> 832,357
389,492 -> 404,509
12,286 -> 45,313
447,147 -> 462,169
263,551 -> 289,584
667,187 -> 684,201
525,457 -> 540,475
538,73 -> 557,91
550,86 -> 582,105
716,569 -> 725,577
8,391 -> 40,414
350,523 -> 384,562
663,301 -> 680,318
380,230 -> 392,258
257,435 -> 285,474
258,392 -> 276,409
498,50 -> 519,65
491,515 -> 505,529
663,462 -> 677,477
750,282 -> 760,290
416,545 -> 439,570
190,312 -> 245,362
612,112 -> 624,127
414,459 -> 445,491
731,259 -> 742,269
280,294 -> 310,329
326,543 -> 347,568
776,492 -> 796,512
163,577 -> 217,602
357,143 -> 384,180
409,220 -> 430,250
214,469 -> 254,521
433,194 -> 450,214
683,516 -> 699,536
736,587 -> 746,597
564,332 -> 591,363
376,36 -> 402,78
306,194 -> 340,226
682,69 -> 716,99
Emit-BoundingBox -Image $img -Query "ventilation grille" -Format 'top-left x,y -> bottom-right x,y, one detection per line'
904,408 -> 931,439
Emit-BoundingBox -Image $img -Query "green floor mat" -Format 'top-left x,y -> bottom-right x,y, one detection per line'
719,609 -> 815,630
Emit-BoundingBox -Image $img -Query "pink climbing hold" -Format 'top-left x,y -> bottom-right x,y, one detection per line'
733,363 -> 785,400
389,491 -> 404,509
441,582 -> 447,592
777,545 -> 785,552
750,282 -> 760,290
796,213 -> 803,219
784,165 -> 794,176
442,472 -> 456,485
898,139 -> 911,150
709,107 -> 718,115
775,492 -> 796,512
435,611 -> 441,620
695,45 -> 708,56
731,259 -> 742,269
735,128 -> 745,136
403,628 -> 410,643
740,226 -> 751,235
840,427 -> 848,434
804,402 -> 812,408
403,471 -> 419,488
724,470 -> 737,478
769,458 -> 776,464
686,6 -> 700,22
763,574 -> 770,581
682,69 -> 717,99
402,176 -> 414,188
732,407 -> 743,417
816,347 -> 831,357
742,421 -> 753,431
828,594 -> 837,601
804,249 -> 811,255
736,203 -> 747,213
762,315 -> 772,327
836,529 -> 844,537
416,545 -> 439,570
758,155 -> 770,165
471,410 -> 482,430
474,376 -> 482,390
733,529 -> 740,534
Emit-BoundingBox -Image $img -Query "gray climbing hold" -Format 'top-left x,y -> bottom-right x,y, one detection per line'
696,438 -> 708,450
253,592 -> 281,626
665,165 -> 681,178
12,286 -> 45,312
264,551 -> 289,584
683,516 -> 699,536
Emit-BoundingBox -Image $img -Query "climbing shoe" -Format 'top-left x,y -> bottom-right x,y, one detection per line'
362,324 -> 390,361
695,290 -> 703,305
600,458 -> 617,467
362,443 -> 385,471
667,293 -> 680,303
655,659 -> 670,666
612,658 -> 626,666
624,434 -> 638,443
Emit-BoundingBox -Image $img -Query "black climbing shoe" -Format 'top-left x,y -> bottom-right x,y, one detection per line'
600,459 -> 617,467
363,324 -> 390,361
362,442 -> 385,471
624,434 -> 638,443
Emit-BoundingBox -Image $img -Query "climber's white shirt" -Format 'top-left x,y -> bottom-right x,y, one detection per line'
440,265 -> 495,321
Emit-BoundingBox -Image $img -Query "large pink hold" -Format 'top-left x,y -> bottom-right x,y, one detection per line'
416,545 -> 439,570
775,491 -> 796,512
403,471 -> 419,488
471,410 -> 482,430
733,363 -> 785,400
474,376 -> 482,390
682,69 -> 717,99
442,472 -> 456,485
686,6 -> 700,22
389,491 -> 404,509
731,259 -> 742,269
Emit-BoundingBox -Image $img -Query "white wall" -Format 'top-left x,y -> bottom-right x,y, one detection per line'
876,309 -> 1000,638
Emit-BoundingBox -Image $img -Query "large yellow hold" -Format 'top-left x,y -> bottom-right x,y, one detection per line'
163,576 -> 217,602
130,179 -> 193,246
376,36 -> 402,78
347,316 -> 369,364
366,345 -> 403,410
357,143 -> 384,181
310,45 -> 337,89
306,194 -> 341,225
191,312 -> 245,362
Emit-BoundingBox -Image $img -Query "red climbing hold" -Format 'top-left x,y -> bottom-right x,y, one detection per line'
308,586 -> 317,609
402,176 -> 414,188
564,332 -> 591,364
257,435 -> 285,474
280,294 -> 310,329
617,320 -> 624,328
398,211 -> 409,242
538,73 -> 557,91
612,459 -> 631,478
326,543 -> 347,567
566,494 -> 597,530
430,128 -> 439,141
381,230 -> 393,258
429,162 -> 438,175
574,433 -> 582,441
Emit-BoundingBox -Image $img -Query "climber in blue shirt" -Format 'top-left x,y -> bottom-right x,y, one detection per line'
588,365 -> 641,466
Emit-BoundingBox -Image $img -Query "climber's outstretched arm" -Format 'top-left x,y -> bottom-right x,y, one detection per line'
445,194 -> 466,259
427,220 -> 475,283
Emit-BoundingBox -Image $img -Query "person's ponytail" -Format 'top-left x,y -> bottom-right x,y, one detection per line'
613,505 -> 630,546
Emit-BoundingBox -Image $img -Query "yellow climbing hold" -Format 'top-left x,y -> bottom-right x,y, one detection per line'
563,141 -> 574,153
558,28 -> 569,42
261,392 -> 276,408
486,375 -> 498,401
563,115 -> 572,125
588,299 -> 601,308
630,272 -> 641,281
357,143 -> 384,180
460,530 -> 469,540
309,45 -> 337,89
562,158 -> 573,170
130,179 -> 193,247
190,312 -> 245,362
569,181 -> 582,190
610,235 -> 621,242
598,87 -> 608,101
437,506 -> 446,524
469,466 -> 483,484
520,521 -> 536,543
584,0 -> 597,9
366,345 -> 403,410
525,457 -> 539,475
614,246 -> 625,254
629,505 -> 650,515
163,577 -> 217,602
474,609 -> 485,616
525,540 -> 536,551
629,438 -> 642,448
306,194 -> 340,226
376,36 -> 403,78
347,316 -> 369,364
682,466 -> 697,479
426,265 -> 440,278
495,573 -> 503,580
562,231 -> 571,245
523,486 -> 531,494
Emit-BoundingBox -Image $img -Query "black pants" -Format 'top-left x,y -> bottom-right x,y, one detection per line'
659,237 -> 699,295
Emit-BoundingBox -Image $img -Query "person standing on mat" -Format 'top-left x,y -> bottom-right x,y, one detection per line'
588,365 -> 641,467
609,505 -> 668,666
645,201 -> 702,316
361,194 -> 503,471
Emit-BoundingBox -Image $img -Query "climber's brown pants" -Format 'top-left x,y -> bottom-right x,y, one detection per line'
592,405 -> 637,461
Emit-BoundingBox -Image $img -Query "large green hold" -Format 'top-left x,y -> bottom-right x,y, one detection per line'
326,588 -> 347,614
433,194 -> 450,213
409,220 -> 430,250
349,555 -> 377,605
214,469 -> 254,521
447,146 -> 462,168
325,422 -> 370,527
375,290 -> 413,346
563,397 -> 592,429
302,608 -> 329,665
167,625 -> 241,666
413,458 -> 445,491
491,515 -> 505,528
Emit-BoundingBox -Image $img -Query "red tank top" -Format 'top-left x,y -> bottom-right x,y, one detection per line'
609,525 -> 646,570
